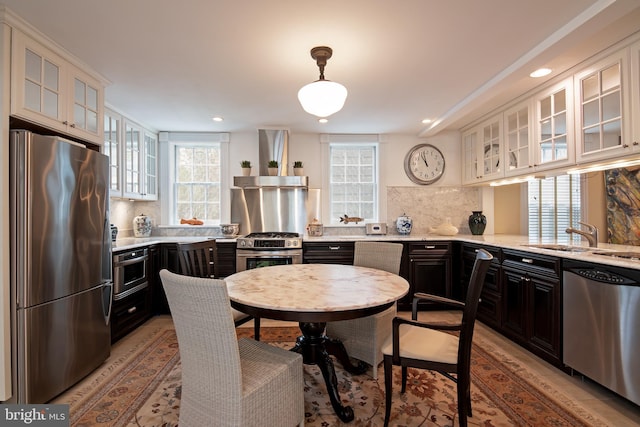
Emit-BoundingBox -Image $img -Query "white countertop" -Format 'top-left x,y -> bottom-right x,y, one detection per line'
112,233 -> 640,270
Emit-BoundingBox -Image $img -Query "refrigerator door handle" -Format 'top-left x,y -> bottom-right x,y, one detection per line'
102,282 -> 113,325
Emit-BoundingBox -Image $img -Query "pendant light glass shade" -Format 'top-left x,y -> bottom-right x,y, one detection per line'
297,80 -> 348,118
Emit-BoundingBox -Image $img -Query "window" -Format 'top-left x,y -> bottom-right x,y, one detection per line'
329,143 -> 378,223
527,174 -> 581,241
161,132 -> 229,226
172,143 -> 221,224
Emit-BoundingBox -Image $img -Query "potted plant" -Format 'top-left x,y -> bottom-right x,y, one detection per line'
240,160 -> 252,176
293,161 -> 304,176
267,160 -> 279,176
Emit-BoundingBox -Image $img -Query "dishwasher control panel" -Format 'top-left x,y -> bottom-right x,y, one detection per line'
569,268 -> 635,284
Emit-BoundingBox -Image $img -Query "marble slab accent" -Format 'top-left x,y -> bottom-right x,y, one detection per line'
226,264 -> 409,312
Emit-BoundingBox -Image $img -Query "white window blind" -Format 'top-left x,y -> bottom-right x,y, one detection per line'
329,143 -> 378,223
528,174 -> 581,242
173,144 -> 221,224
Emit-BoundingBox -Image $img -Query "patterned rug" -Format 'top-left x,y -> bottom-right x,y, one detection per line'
55,324 -> 608,427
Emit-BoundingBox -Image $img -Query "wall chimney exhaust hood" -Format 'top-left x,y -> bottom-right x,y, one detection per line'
233,128 -> 307,188
258,128 -> 288,176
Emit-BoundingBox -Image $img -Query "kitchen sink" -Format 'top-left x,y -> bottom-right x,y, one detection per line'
591,251 -> 640,260
524,244 -> 593,252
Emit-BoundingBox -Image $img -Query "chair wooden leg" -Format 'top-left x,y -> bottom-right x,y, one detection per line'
401,366 -> 407,393
383,356 -> 393,427
457,376 -> 469,427
254,317 -> 261,341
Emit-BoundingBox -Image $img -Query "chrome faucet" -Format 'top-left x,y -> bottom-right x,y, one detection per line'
565,221 -> 599,247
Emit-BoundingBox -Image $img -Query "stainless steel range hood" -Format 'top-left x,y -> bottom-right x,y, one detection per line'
231,128 -> 319,235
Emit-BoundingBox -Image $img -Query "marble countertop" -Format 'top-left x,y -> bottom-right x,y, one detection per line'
111,233 -> 640,270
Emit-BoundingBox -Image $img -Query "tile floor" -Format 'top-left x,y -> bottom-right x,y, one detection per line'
99,312 -> 640,426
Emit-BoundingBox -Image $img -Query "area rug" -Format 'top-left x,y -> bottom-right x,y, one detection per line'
56,324 -> 608,427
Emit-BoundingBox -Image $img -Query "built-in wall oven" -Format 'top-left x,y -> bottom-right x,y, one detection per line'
236,232 -> 303,272
113,248 -> 149,300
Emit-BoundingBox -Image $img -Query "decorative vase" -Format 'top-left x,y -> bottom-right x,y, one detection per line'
294,167 -> 304,176
268,167 -> 278,176
133,213 -> 152,238
241,167 -> 251,176
468,211 -> 487,235
396,213 -> 413,235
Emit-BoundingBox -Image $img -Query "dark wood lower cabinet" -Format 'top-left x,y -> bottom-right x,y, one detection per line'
460,243 -> 502,329
110,286 -> 151,343
501,249 -> 561,366
403,242 -> 452,310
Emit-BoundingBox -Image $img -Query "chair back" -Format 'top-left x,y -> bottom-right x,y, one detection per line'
159,270 -> 243,405
458,248 -> 493,370
353,241 -> 403,274
177,239 -> 218,278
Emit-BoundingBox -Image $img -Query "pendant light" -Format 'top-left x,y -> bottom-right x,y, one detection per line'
297,46 -> 348,118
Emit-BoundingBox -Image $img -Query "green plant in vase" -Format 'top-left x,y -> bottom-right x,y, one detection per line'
293,161 -> 304,176
268,160 -> 279,176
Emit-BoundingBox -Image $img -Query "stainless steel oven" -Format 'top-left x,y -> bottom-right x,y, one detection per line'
113,248 -> 148,300
236,232 -> 303,272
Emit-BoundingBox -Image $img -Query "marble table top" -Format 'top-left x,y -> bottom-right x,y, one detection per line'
225,264 -> 409,314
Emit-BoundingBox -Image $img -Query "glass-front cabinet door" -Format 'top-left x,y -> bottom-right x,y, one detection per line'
462,128 -> 479,184
480,115 -> 502,180
504,102 -> 532,177
575,50 -> 632,163
632,40 -> 640,152
123,120 -> 142,198
142,131 -> 158,200
534,77 -> 574,171
104,109 -> 122,196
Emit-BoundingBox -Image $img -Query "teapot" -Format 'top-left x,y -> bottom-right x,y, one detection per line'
429,217 -> 459,236
396,213 -> 413,235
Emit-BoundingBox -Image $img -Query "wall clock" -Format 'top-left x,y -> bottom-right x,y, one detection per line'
404,144 -> 445,185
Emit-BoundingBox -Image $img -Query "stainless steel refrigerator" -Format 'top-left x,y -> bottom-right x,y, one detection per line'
9,130 -> 112,403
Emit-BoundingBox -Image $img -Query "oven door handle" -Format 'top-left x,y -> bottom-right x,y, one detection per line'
115,254 -> 148,267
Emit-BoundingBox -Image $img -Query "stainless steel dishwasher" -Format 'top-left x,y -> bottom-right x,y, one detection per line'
563,259 -> 640,406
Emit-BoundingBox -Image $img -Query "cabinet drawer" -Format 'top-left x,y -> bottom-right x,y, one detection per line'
303,242 -> 354,264
408,241 -> 451,255
502,249 -> 561,278
111,288 -> 151,343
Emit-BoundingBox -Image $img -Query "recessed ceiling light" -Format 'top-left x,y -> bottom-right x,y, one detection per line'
421,118 -> 432,124
318,118 -> 328,124
530,68 -> 552,78
212,116 -> 224,122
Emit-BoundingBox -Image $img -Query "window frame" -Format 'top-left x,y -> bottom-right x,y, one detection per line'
320,134 -> 384,226
160,132 -> 230,226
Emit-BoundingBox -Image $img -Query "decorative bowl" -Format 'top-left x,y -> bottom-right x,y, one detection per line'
220,223 -> 239,237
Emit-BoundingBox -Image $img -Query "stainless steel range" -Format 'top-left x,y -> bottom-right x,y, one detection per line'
236,232 -> 303,271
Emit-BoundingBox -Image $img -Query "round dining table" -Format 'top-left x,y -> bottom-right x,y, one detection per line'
225,263 -> 410,423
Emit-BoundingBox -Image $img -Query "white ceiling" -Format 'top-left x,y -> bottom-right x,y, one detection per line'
2,0 -> 640,136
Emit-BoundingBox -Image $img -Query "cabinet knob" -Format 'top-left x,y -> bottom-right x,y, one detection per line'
127,306 -> 137,314
521,258 -> 533,264
633,141 -> 639,146
328,246 -> 341,250
62,120 -> 68,125
70,123 -> 76,128
425,245 -> 435,249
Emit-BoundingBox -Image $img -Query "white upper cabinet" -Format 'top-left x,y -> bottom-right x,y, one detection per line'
533,77 -> 574,171
574,50 -> 632,163
503,101 -> 533,177
104,108 -> 122,195
11,29 -> 105,144
462,114 -> 504,184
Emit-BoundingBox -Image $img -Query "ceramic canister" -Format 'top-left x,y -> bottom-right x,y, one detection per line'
133,213 -> 152,238
396,213 -> 413,235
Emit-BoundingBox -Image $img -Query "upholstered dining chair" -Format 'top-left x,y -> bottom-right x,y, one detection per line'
159,269 -> 305,427
381,248 -> 493,427
176,240 -> 260,340
325,241 -> 404,378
